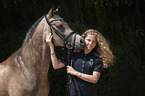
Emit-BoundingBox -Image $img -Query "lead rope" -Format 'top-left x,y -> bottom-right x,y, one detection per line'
66,33 -> 81,96
66,49 -> 71,96
66,50 -> 81,96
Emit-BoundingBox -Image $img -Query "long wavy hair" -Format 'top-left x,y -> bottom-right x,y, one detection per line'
82,29 -> 115,68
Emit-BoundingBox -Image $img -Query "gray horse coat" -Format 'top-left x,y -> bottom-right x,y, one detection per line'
0,8 -> 85,96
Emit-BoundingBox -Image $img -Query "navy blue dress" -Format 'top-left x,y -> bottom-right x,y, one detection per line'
60,50 -> 102,96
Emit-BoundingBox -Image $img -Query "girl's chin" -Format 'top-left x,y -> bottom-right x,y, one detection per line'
87,47 -> 93,50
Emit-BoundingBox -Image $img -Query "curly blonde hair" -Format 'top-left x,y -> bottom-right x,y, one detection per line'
82,29 -> 115,68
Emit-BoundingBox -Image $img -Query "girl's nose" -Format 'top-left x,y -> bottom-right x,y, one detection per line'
89,41 -> 92,44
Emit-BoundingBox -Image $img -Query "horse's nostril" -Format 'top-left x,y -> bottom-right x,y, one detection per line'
80,39 -> 84,44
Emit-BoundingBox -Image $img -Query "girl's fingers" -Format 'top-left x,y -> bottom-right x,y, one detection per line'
46,33 -> 53,42
66,66 -> 70,69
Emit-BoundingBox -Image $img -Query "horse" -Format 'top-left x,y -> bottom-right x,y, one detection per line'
0,8 -> 85,96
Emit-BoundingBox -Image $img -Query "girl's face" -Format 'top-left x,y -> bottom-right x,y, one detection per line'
85,34 -> 97,51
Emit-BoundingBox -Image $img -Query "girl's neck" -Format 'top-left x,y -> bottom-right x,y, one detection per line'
84,48 -> 92,54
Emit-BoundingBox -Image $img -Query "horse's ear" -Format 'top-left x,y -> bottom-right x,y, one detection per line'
47,7 -> 54,18
54,6 -> 60,15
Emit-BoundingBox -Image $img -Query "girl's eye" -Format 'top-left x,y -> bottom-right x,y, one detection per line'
87,39 -> 91,42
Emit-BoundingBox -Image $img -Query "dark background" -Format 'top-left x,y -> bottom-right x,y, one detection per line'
0,0 -> 145,96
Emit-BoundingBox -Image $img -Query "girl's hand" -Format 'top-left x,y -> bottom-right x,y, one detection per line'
66,66 -> 77,76
46,33 -> 54,47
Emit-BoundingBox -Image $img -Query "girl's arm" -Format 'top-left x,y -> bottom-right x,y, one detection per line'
46,34 -> 65,69
67,66 -> 100,84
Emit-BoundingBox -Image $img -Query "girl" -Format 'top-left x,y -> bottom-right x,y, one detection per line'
46,29 -> 115,96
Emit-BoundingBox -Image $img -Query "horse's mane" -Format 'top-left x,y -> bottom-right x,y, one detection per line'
22,16 -> 44,46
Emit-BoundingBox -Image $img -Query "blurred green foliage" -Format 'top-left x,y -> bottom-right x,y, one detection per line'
0,0 -> 145,96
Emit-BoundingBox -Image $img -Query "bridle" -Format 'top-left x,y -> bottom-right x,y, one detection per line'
45,15 -> 81,96
44,15 -> 76,50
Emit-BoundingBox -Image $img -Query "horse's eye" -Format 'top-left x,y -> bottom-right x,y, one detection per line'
56,24 -> 63,29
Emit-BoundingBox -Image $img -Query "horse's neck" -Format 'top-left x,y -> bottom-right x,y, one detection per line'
18,18 -> 50,72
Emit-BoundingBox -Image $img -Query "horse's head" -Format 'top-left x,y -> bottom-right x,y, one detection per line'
44,8 -> 85,51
